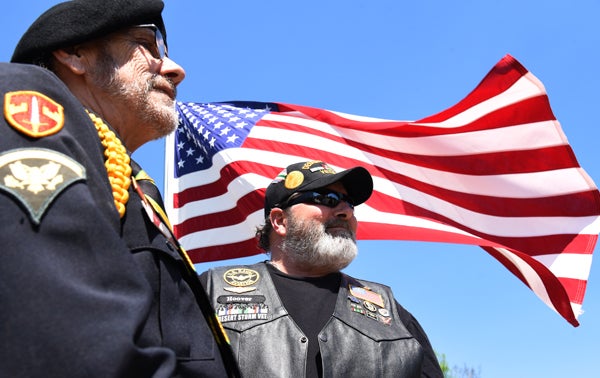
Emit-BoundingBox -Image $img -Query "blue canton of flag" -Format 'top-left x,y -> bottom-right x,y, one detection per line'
174,102 -> 269,177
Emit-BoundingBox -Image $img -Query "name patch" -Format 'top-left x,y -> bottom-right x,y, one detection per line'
217,295 -> 266,304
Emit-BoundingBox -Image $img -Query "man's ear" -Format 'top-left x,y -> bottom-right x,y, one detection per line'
269,208 -> 287,237
52,47 -> 87,75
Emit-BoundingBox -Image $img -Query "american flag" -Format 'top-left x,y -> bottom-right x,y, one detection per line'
165,54 -> 600,327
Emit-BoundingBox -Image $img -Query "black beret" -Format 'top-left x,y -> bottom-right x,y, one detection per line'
11,0 -> 166,64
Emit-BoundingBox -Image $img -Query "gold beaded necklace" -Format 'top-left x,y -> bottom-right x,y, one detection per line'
86,110 -> 131,218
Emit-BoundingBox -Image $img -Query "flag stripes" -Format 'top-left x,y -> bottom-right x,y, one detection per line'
165,54 -> 600,326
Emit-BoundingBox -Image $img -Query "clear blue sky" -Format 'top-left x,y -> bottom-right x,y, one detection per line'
3,1 -> 599,377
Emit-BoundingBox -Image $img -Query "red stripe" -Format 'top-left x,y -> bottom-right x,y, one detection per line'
558,277 -> 587,305
419,55 -> 531,123
186,239 -> 264,264
367,175 -> 600,217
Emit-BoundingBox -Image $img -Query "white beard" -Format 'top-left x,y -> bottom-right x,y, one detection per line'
281,214 -> 358,274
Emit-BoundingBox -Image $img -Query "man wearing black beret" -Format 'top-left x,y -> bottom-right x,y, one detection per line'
1,1 -> 239,377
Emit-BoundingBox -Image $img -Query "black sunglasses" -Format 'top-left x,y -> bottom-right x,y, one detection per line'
282,190 -> 355,210
131,24 -> 168,60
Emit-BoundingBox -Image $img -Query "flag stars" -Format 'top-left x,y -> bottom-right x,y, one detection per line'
226,134 -> 240,144
175,102 -> 259,175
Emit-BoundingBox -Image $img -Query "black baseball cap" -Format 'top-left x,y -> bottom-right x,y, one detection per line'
12,0 -> 167,64
264,160 -> 373,217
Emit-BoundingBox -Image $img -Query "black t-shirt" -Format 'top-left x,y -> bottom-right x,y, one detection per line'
266,263 -> 340,378
265,263 -> 442,378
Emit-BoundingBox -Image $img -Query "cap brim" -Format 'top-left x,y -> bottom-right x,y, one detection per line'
301,166 -> 373,205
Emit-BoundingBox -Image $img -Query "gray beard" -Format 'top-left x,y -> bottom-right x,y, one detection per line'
280,214 -> 358,274
91,50 -> 178,139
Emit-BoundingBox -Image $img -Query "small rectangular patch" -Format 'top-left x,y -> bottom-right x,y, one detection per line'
217,295 -> 266,304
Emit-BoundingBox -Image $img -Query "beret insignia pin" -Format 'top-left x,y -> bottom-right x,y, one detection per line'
4,91 -> 64,138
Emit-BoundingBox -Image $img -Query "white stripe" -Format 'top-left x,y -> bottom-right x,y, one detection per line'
533,253 -> 593,280
571,302 -> 583,318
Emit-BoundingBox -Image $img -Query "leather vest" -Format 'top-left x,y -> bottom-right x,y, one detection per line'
204,262 -> 424,377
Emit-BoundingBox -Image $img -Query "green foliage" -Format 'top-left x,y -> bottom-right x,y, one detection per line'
437,352 -> 451,375
436,352 -> 481,378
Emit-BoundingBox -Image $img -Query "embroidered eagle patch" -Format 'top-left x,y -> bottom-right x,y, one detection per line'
0,148 -> 86,224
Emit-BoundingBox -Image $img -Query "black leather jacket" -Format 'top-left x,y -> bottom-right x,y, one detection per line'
204,262 -> 425,377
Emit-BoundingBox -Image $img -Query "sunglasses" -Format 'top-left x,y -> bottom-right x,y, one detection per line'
282,190 -> 355,210
131,24 -> 168,60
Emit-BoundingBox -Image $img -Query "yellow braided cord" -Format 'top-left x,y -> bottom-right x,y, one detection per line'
180,245 -> 196,272
86,111 -> 131,218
